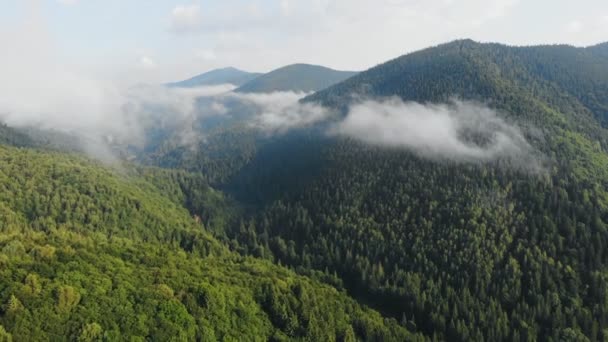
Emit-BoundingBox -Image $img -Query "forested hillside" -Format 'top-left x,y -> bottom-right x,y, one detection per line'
4,39 -> 608,341
589,42 -> 608,59
306,40 -> 608,130
235,64 -> 358,93
0,145 -> 419,341
5,0 -> 608,338
141,40 -> 608,341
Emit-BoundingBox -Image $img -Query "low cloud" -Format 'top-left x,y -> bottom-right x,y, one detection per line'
0,17 -> 539,170
119,88 -> 542,170
0,7 -> 540,170
176,92 -> 541,170
331,98 -> 541,169
0,23 -> 125,150
0,14 -> 234,159
139,56 -> 158,69
226,92 -> 330,133
121,84 -> 235,146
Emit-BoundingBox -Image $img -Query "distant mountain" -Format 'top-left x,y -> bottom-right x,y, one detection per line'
166,67 -> 261,88
235,64 -> 358,93
589,42 -> 608,58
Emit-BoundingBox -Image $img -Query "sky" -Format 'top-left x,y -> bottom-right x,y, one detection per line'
2,0 -> 608,85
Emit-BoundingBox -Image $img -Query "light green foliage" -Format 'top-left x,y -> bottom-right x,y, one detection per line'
0,145 -> 418,341
78,323 -> 103,342
0,326 -> 12,342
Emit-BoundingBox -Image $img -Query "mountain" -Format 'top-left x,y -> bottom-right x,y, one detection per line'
0,144 -> 419,341
166,67 -> 261,88
305,39 -> 608,125
589,42 -> 608,58
142,40 -> 608,341
235,64 -> 358,93
7,38 -> 608,341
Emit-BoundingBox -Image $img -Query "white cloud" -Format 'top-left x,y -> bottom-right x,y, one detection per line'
331,98 -> 540,168
566,20 -> 584,33
168,2 -> 275,34
169,4 -> 203,33
139,56 -> 157,69
559,16 -> 608,45
195,49 -> 217,61
600,15 -> 608,29
161,0 -> 524,71
227,91 -> 329,132
381,0 -> 519,25
169,91 -> 541,169
170,89 -> 540,169
0,17 -> 123,139
27,0 -> 608,84
0,11 -> 238,161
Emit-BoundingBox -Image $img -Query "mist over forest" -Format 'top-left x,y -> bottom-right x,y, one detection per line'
0,1 -> 607,341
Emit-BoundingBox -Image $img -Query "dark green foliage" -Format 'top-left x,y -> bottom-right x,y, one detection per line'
153,40 -> 608,341
140,125 -> 262,185
306,40 -> 608,138
225,138 -> 608,341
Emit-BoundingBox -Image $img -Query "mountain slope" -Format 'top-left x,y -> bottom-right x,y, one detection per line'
235,64 -> 358,93
167,67 -> 261,88
0,123 -> 35,147
306,39 -> 608,126
0,144 -> 419,341
589,42 -> 608,59
153,40 -> 608,341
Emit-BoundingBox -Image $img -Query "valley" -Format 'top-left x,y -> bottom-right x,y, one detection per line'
1,37 -> 608,341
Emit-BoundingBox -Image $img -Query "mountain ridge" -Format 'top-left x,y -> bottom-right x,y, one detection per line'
235,63 -> 358,93
304,39 -> 608,128
588,41 -> 608,58
167,67 -> 261,88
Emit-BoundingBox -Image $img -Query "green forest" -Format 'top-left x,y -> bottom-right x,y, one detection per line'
138,41 -> 608,341
0,146 -> 420,341
2,40 -> 608,341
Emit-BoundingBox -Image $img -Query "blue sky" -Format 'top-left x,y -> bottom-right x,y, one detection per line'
2,0 -> 608,84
